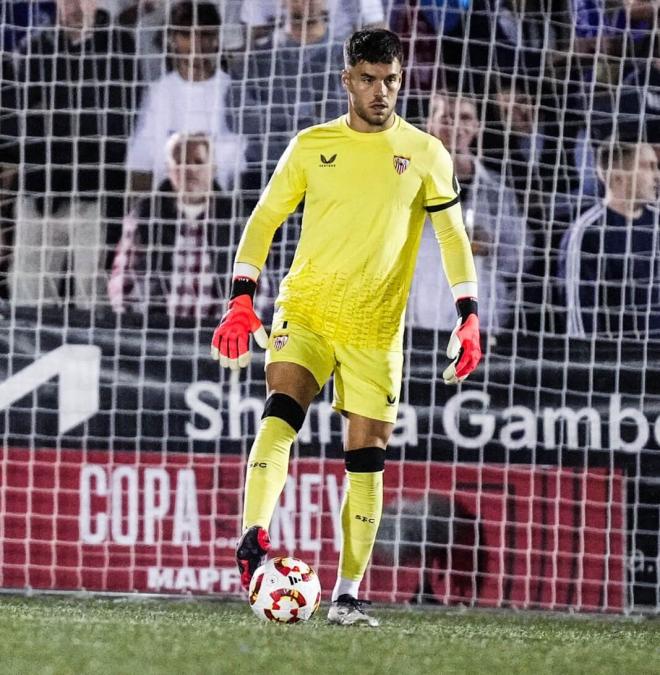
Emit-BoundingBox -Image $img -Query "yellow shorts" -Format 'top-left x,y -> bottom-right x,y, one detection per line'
264,315 -> 403,424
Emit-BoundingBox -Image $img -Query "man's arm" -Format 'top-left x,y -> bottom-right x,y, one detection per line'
428,202 -> 478,302
423,139 -> 481,383
231,134 -> 307,274
212,135 -> 307,369
428,202 -> 481,383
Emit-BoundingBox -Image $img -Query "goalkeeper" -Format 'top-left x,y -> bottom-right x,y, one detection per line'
211,28 -> 481,627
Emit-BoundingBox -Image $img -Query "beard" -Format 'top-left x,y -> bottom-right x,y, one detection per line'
353,100 -> 395,128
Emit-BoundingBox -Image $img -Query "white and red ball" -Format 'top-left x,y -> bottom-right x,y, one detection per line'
248,557 -> 321,623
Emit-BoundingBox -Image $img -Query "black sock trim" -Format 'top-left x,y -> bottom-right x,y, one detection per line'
262,393 -> 306,432
345,446 -> 386,473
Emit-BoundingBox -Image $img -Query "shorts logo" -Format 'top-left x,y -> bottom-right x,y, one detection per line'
386,394 -> 397,406
393,156 -> 410,174
274,335 -> 289,351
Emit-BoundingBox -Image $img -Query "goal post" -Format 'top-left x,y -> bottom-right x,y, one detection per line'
0,1 -> 658,612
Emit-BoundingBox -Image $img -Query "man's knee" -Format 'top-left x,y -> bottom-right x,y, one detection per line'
344,446 -> 386,473
262,392 -> 306,433
345,413 -> 393,450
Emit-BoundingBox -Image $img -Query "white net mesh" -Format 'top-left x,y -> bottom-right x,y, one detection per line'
0,0 -> 658,612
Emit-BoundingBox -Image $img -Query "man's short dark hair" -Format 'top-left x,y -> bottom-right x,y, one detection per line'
169,1 -> 221,31
344,29 -> 404,68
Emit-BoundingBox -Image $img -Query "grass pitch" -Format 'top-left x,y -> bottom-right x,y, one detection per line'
0,596 -> 658,675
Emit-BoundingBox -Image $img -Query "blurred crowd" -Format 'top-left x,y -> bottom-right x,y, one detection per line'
0,0 -> 659,340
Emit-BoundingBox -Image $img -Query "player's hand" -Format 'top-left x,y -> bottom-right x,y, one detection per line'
211,295 -> 269,370
443,298 -> 481,385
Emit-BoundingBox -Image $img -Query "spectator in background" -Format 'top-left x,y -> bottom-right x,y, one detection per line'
110,133 -> 261,319
1,1 -> 55,52
481,75 -> 588,332
389,0 -> 569,121
126,1 -> 246,194
482,75 -> 583,227
9,0 -> 137,308
105,0 -> 171,82
590,28 -> 660,146
472,0 -> 567,86
572,0 -> 658,85
388,0 -> 474,104
409,92 -> 528,332
103,0 -> 238,81
0,55 -> 20,299
559,141 -> 660,339
0,56 -> 19,167
241,0 -> 385,47
236,0 -> 345,168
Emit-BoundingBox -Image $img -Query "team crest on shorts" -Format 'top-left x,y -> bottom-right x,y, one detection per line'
273,335 -> 289,351
393,155 -> 410,174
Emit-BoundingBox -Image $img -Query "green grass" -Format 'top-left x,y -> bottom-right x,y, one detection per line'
0,597 -> 658,675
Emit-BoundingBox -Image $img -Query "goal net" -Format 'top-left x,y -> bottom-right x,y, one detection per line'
0,0 -> 658,613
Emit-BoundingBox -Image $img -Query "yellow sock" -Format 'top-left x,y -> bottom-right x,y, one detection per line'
338,469 -> 383,583
242,416 -> 296,530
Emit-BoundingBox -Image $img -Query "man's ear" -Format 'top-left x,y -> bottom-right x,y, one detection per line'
341,68 -> 350,90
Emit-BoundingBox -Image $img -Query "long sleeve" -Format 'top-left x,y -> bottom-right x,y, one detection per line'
234,135 -> 307,271
429,202 -> 478,299
423,138 -> 478,299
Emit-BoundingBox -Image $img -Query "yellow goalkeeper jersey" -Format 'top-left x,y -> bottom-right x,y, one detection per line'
236,114 -> 476,350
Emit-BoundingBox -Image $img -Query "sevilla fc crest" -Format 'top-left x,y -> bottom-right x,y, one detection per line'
393,155 -> 410,174
274,335 -> 288,351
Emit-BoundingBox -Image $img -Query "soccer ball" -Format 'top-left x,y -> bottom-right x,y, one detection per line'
248,556 -> 321,623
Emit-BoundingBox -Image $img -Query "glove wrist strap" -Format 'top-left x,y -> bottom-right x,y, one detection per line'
230,276 -> 257,301
456,297 -> 478,322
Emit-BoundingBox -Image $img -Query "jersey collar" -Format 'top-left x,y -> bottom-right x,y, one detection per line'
340,113 -> 401,140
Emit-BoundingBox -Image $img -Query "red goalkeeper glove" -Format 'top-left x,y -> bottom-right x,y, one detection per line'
443,297 -> 482,384
211,277 -> 269,370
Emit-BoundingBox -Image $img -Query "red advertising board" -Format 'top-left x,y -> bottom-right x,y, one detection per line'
0,448 -> 625,611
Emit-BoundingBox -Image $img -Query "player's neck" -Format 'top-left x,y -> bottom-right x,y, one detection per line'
346,109 -> 396,134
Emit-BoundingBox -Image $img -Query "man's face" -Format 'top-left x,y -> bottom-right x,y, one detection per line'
630,144 -> 659,205
607,144 -> 659,206
286,0 -> 327,42
427,95 -> 480,154
169,139 -> 214,199
171,27 -> 219,80
342,60 -> 402,129
496,89 -> 534,135
57,0 -> 97,30
287,0 -> 327,23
